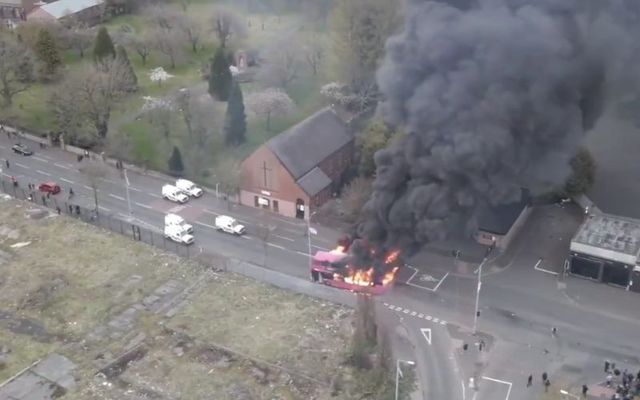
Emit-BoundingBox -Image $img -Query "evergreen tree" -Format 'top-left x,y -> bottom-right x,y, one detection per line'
168,146 -> 184,176
208,47 -> 232,101
116,45 -> 138,92
93,27 -> 116,62
35,29 -> 62,77
224,80 -> 247,146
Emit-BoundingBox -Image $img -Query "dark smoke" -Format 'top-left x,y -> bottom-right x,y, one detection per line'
354,0 -> 640,255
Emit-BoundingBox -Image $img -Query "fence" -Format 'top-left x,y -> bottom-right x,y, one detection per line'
0,177 -> 200,260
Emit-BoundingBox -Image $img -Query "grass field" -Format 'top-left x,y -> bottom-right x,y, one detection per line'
0,197 -> 357,399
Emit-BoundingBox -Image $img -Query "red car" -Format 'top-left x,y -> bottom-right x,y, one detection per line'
38,182 -> 61,194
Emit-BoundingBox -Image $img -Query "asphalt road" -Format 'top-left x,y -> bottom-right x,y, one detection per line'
3,135 -> 640,400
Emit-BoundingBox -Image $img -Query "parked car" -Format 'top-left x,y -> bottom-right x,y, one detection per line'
162,184 -> 189,203
214,215 -> 246,235
38,182 -> 61,194
12,143 -> 33,156
164,224 -> 194,245
165,213 -> 194,234
175,179 -> 203,198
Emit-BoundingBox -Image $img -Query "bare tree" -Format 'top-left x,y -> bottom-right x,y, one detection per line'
67,28 -> 93,58
80,160 -> 108,218
302,34 -> 325,76
149,5 -> 178,32
209,6 -> 247,49
341,177 -> 372,222
214,156 -> 241,210
154,28 -> 183,69
256,39 -> 303,88
245,88 -> 294,131
176,14 -> 202,53
0,35 -> 35,107
126,32 -> 153,65
53,58 -> 129,140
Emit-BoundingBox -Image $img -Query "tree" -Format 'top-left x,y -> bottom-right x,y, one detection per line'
359,121 -> 394,177
0,35 -> 35,107
208,47 -> 232,101
67,27 -> 93,58
154,28 -> 183,69
341,177 -> 372,222
224,81 -> 247,146
256,39 -> 303,88
80,161 -> 108,218
142,95 -> 174,138
564,148 -> 597,197
245,88 -> 294,131
34,29 -> 62,78
302,33 -> 325,76
329,0 -> 400,107
215,156 -> 241,210
176,14 -> 202,53
115,45 -> 137,92
168,146 -> 184,176
149,67 -> 173,87
209,6 -> 247,49
126,32 -> 152,65
52,58 -> 130,140
93,26 -> 116,61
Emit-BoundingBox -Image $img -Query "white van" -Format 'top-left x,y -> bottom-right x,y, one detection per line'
215,215 -> 246,235
164,225 -> 194,245
164,213 -> 193,234
162,184 -> 189,204
175,179 -> 203,198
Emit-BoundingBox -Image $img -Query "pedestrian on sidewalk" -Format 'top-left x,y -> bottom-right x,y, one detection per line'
542,372 -> 548,383
582,384 -> 588,397
479,339 -> 485,351
5,159 -> 9,168
527,375 -> 532,387
56,206 -> 61,215
544,379 -> 551,392
607,373 -> 613,387
552,326 -> 557,336
605,360 -> 611,372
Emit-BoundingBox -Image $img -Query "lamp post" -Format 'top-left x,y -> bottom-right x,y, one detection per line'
473,238 -> 495,335
560,389 -> 580,399
395,359 -> 415,400
307,210 -> 317,271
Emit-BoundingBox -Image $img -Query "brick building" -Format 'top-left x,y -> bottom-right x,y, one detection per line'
240,108 -> 353,219
27,0 -> 104,25
474,189 -> 531,251
0,0 -> 34,28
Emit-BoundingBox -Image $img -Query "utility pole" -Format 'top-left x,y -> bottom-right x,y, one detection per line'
473,238 -> 495,335
395,359 -> 415,400
307,210 -> 317,271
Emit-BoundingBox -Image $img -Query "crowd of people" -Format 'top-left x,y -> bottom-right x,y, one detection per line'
605,360 -> 640,399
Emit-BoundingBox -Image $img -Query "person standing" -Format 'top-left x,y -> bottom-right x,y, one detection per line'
605,360 -> 611,372
542,372 -> 548,383
582,384 -> 588,398
527,375 -> 532,387
544,379 -> 551,392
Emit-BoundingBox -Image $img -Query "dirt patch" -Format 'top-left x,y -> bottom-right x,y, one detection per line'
18,275 -> 69,311
0,310 -> 52,341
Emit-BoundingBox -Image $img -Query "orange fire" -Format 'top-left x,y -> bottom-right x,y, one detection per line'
328,245 -> 402,287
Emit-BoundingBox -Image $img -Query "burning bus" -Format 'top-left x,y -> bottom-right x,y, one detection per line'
310,239 -> 401,294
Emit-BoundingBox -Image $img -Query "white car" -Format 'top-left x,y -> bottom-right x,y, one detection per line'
162,184 -> 189,204
215,215 -> 246,235
164,225 -> 194,245
165,213 -> 193,234
175,179 -> 203,198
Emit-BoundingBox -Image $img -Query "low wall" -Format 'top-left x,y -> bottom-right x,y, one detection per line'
0,124 -> 49,146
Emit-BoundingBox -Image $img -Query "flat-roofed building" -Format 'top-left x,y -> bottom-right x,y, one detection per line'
569,213 -> 640,291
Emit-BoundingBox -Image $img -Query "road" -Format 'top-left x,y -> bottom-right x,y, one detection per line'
3,135 -> 640,400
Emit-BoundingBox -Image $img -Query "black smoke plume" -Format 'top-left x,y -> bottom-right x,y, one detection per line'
354,0 -> 640,255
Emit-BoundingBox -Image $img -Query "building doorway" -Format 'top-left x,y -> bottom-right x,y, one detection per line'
295,199 -> 305,219
601,262 -> 631,287
569,256 -> 601,280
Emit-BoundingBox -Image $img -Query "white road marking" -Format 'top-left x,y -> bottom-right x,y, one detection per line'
420,328 -> 432,345
36,170 -> 51,176
481,376 -> 512,400
99,206 -> 111,212
109,193 -> 125,201
534,257 -> 559,276
406,266 -> 449,292
54,163 -> 70,170
148,193 -> 161,198
403,309 -> 410,314
195,221 -> 217,229
15,162 -> 28,168
441,320 -> 447,325
60,178 -> 74,184
296,251 -> 309,256
433,318 -> 439,323
312,244 -> 329,251
426,316 -> 432,320
203,209 -> 219,216
418,313 -> 424,319
168,205 -> 186,213
273,234 -> 294,242
128,186 -> 142,192
33,156 -> 48,163
267,243 -> 285,250
410,311 -> 417,316
134,202 -> 151,209
83,185 -> 93,191
241,235 -> 252,240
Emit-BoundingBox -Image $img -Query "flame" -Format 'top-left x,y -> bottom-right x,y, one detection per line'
384,249 -> 401,264
335,268 -> 375,287
330,245 -> 347,255
382,267 -> 400,285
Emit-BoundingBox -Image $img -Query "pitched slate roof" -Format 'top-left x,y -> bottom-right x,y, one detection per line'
39,0 -> 103,18
477,189 -> 530,235
296,167 -> 332,196
267,108 -> 351,180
